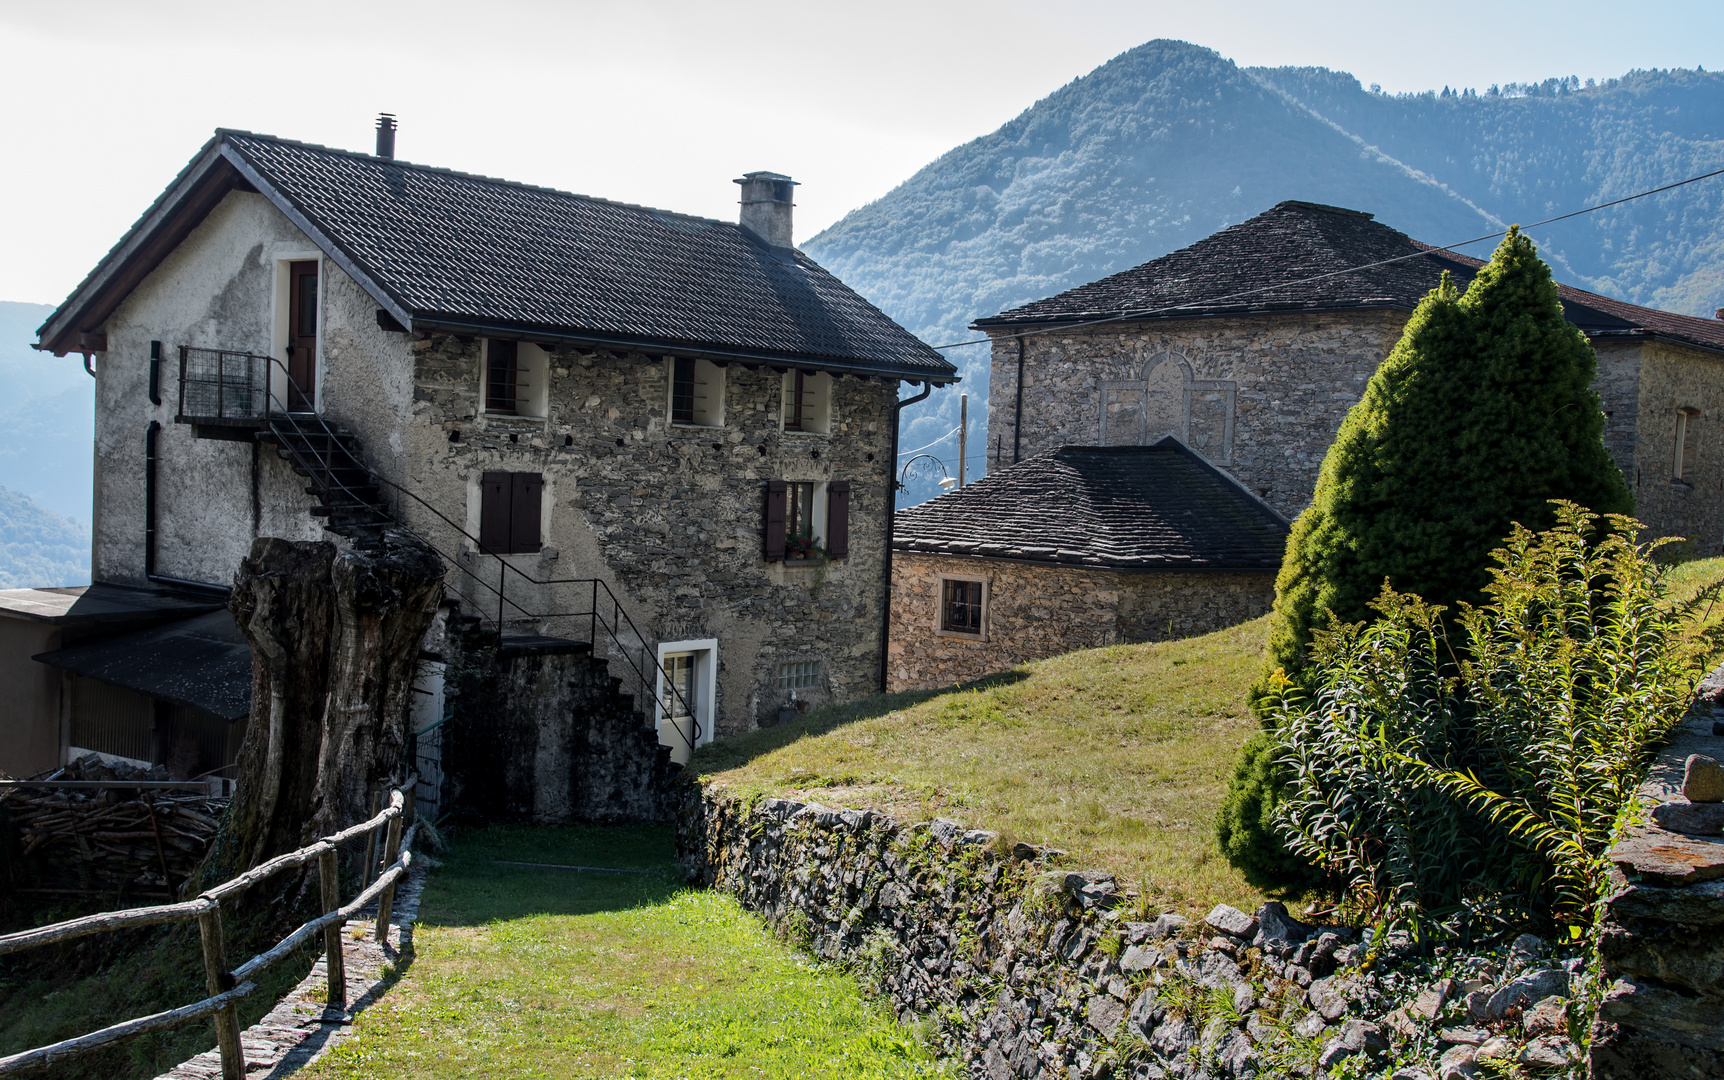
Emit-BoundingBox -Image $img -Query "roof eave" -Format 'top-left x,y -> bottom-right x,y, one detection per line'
970,300 -> 1416,332
412,315 -> 959,384
887,545 -> 1280,572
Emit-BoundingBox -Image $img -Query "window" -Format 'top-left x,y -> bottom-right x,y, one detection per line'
937,576 -> 988,638
669,356 -> 724,427
478,471 -> 543,554
782,370 -> 832,434
484,340 -> 549,417
1674,408 -> 1699,481
778,660 -> 820,690
763,480 -> 850,561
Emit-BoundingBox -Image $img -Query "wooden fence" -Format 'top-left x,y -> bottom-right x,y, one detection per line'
0,788 -> 417,1079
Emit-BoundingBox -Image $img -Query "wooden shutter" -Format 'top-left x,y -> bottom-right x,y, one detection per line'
479,471 -> 511,552
764,480 -> 787,561
510,472 -> 543,554
826,481 -> 850,558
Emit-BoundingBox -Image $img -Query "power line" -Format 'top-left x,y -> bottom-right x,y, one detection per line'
896,425 -> 961,458
927,166 -> 1724,352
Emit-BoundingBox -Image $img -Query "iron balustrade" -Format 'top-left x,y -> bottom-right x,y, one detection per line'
177,347 -> 271,423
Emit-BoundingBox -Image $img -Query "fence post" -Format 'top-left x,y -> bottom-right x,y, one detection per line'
374,806 -> 405,946
362,788 -> 381,891
318,847 -> 346,1008
196,904 -> 245,1080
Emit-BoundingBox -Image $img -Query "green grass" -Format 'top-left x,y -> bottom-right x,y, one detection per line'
695,616 -> 1274,915
305,824 -> 948,1080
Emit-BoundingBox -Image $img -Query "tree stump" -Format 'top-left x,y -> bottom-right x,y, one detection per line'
195,531 -> 444,889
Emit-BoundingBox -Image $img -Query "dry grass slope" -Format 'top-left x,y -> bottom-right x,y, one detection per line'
695,616 -> 1275,915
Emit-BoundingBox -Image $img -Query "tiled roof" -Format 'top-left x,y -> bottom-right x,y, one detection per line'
892,440 -> 1288,570
40,131 -> 957,382
975,201 -> 1724,355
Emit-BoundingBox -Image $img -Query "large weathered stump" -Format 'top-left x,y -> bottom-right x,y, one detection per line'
197,532 -> 444,886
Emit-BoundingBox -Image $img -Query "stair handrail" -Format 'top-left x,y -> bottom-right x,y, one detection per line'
252,354 -> 704,750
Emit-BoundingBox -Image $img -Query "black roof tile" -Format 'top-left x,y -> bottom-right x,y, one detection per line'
892,440 -> 1288,570
975,200 -> 1724,355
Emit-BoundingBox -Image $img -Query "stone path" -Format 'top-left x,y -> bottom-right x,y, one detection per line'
154,864 -> 428,1079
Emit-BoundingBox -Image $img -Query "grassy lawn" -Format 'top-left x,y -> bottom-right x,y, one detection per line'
306,824 -> 947,1080
695,616 -> 1274,916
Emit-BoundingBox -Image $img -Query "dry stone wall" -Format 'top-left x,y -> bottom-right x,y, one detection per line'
678,786 -> 1592,1080
888,553 -> 1273,692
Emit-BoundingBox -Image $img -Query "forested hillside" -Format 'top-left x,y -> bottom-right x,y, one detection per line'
0,301 -> 93,524
804,40 -> 1724,501
0,485 -> 89,588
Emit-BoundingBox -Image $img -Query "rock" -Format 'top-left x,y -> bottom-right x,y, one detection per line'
1331,943 -> 1364,968
1408,978 -> 1457,1020
1214,1029 -> 1258,1077
1438,1026 -> 1489,1046
1285,964 -> 1313,987
1505,932 -> 1544,971
1149,1016 -> 1198,1058
1684,754 -> 1724,802
1463,989 -> 1493,1020
1385,1008 -> 1418,1038
1652,799 -> 1724,835
1126,987 -> 1164,1042
961,829 -> 998,848
1293,1012 -> 1327,1039
982,1045 -> 1014,1080
1208,935 -> 1239,957
1249,902 -> 1311,955
1437,1045 -> 1479,1080
1010,841 -> 1042,861
1521,1034 -> 1577,1067
1232,982 -> 1257,1015
1149,912 -> 1188,940
1391,1070 -> 1435,1080
1316,1036 -> 1353,1068
1312,931 -> 1342,962
1108,976 -> 1131,1001
1087,994 -> 1126,1040
1476,1036 -> 1514,1060
1063,927 -> 1094,961
1120,944 -> 1162,974
1194,950 -> 1242,990
1307,974 -> 1356,1021
1482,967 -> 1568,1020
1521,995 -> 1567,1036
1607,829 -> 1724,886
929,817 -> 962,847
1205,903 -> 1259,939
1124,921 -> 1155,944
1344,1019 -> 1390,1057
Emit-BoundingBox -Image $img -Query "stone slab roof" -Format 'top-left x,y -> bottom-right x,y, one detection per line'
38,131 -> 958,383
892,440 -> 1289,570
975,200 -> 1724,356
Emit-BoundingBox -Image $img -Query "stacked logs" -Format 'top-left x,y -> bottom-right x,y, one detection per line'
3,756 -> 230,902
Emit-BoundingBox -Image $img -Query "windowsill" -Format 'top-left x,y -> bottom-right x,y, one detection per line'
934,628 -> 987,642
671,421 -> 725,430
1671,479 -> 1693,490
481,411 -> 548,422
780,428 -> 831,438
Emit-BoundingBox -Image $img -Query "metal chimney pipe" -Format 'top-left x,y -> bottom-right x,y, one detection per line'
375,113 -> 397,159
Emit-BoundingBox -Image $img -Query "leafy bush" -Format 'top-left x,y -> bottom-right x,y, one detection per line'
1257,228 -> 1632,706
1269,504 -> 1721,937
1214,730 -> 1328,897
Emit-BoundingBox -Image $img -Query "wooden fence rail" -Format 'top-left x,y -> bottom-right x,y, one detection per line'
0,787 -> 416,1080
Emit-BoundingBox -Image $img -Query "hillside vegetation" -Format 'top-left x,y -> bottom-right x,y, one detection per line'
803,40 -> 1724,501
0,301 -> 93,526
695,617 -> 1273,915
0,484 -> 89,587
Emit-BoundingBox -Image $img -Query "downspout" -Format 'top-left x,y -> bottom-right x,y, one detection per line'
145,422 -> 160,579
880,380 -> 934,694
1012,335 -> 1026,464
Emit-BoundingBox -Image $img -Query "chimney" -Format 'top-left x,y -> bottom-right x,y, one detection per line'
734,171 -> 797,249
1716,307 -> 1724,320
375,113 -> 397,159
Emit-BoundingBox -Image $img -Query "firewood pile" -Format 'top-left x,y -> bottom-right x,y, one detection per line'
2,754 -> 230,902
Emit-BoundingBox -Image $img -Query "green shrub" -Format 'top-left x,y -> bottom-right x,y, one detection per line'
1270,505 -> 1721,936
1215,730 -> 1327,897
1255,228 -> 1632,708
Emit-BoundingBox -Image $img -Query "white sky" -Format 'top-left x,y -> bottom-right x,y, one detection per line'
3,0 -> 1721,307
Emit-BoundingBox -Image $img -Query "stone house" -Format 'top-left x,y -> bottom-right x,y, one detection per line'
886,439 -> 1286,691
11,122 -> 955,793
977,200 -> 1724,555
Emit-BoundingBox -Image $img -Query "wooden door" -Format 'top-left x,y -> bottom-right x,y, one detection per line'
287,261 -> 319,411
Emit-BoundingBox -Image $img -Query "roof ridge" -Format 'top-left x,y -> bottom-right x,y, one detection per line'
1273,200 -> 1376,220
218,128 -> 753,235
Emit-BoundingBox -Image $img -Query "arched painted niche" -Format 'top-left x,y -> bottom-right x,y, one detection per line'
1098,352 -> 1236,463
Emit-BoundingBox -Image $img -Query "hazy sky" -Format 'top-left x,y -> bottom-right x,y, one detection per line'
4,0 -> 1721,308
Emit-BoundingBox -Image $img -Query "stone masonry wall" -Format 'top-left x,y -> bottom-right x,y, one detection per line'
1626,340 -> 1724,558
1589,700 -> 1724,1078
679,786 -> 1593,1080
985,312 -> 1660,529
888,553 -> 1273,693
401,334 -> 900,737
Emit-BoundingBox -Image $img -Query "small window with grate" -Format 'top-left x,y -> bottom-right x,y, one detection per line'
777,660 -> 820,690
939,576 -> 987,637
782,370 -> 832,434
669,356 -> 725,427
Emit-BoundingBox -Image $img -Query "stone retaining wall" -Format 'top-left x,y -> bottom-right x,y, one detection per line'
678,785 -> 1588,1079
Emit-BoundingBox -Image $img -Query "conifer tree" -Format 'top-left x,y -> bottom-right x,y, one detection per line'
1258,227 -> 1632,698
1222,229 -> 1633,892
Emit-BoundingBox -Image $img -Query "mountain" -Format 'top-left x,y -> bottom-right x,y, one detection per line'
804,40 -> 1724,505
0,301 -> 94,523
0,485 -> 90,589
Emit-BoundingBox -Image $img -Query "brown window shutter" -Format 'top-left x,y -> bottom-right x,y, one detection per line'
764,480 -> 787,561
510,472 -> 543,554
479,471 -> 511,552
826,481 -> 850,558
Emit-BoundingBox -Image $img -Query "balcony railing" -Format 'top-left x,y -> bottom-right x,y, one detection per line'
177,347 -> 271,425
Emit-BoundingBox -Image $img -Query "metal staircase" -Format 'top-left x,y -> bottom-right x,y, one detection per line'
261,414 -> 393,538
